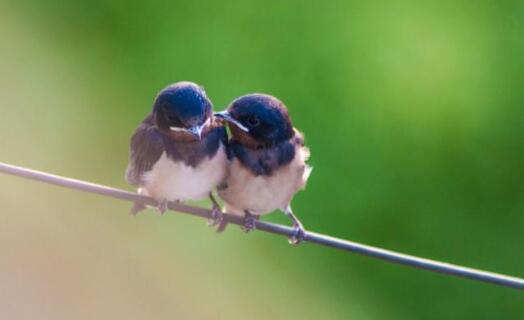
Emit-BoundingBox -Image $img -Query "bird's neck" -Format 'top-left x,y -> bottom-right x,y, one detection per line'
231,127 -> 295,150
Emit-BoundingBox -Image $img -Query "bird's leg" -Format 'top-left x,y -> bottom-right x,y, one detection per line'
284,206 -> 306,245
242,210 -> 258,233
156,199 -> 169,215
208,193 -> 224,227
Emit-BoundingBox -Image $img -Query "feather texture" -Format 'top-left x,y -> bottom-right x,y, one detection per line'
126,113 -> 228,201
219,134 -> 311,216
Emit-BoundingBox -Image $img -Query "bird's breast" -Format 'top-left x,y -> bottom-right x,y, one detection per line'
142,144 -> 228,202
219,145 -> 311,216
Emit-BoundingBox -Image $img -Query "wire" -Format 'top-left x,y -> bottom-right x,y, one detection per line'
1,161 -> 523,291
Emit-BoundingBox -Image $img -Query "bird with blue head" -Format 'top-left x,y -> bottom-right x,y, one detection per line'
126,81 -> 227,224
216,94 -> 312,244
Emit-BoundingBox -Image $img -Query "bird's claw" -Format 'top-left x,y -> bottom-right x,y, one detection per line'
156,199 -> 168,215
242,214 -> 257,233
208,205 -> 224,227
288,224 -> 306,245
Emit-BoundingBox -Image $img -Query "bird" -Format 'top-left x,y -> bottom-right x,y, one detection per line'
215,93 -> 312,244
125,81 -> 227,224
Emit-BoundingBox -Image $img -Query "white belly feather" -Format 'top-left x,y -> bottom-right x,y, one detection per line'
141,144 -> 227,202
219,146 -> 311,216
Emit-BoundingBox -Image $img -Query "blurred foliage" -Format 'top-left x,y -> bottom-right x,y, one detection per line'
1,0 -> 524,319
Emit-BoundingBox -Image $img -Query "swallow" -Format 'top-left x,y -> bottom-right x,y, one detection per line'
125,81 -> 227,224
215,94 -> 312,244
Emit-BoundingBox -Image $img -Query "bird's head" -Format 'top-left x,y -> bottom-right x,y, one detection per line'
153,82 -> 212,140
215,94 -> 294,148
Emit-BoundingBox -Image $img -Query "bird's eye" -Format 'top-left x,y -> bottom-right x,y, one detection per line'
247,115 -> 260,127
167,114 -> 177,122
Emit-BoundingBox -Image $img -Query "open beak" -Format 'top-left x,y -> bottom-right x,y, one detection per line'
214,111 -> 249,132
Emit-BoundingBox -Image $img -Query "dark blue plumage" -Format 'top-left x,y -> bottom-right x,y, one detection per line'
219,93 -> 300,176
153,84 -> 212,131
126,114 -> 227,185
227,138 -> 296,176
215,93 -> 312,244
227,94 -> 294,146
125,82 -> 228,218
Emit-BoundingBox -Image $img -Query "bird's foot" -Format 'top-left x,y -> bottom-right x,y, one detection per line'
156,199 -> 169,215
242,212 -> 258,233
208,204 -> 224,227
288,222 -> 306,245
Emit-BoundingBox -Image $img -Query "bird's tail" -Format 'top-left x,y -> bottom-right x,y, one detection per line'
216,220 -> 229,233
130,202 -> 146,215
130,187 -> 149,215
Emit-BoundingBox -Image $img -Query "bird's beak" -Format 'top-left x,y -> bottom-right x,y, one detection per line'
188,125 -> 204,140
214,111 -> 249,132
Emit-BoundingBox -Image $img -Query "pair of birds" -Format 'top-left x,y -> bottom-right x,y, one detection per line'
125,81 -> 311,244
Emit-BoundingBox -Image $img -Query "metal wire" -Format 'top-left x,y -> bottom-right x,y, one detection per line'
1,161 -> 523,291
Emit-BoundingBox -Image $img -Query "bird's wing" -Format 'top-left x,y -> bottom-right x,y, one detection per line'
292,129 -> 312,187
125,115 -> 165,186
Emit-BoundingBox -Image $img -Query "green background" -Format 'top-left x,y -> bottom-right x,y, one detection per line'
1,0 -> 523,319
